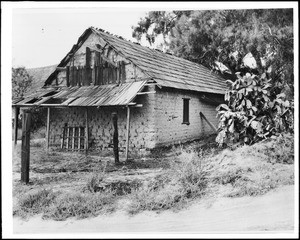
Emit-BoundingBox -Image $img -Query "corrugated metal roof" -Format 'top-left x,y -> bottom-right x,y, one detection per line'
44,27 -> 227,94
13,81 -> 147,107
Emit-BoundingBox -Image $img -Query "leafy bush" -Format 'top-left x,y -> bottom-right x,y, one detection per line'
216,72 -> 294,146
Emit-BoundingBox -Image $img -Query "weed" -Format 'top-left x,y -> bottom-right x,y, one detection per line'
127,151 -> 207,214
14,188 -> 59,219
43,191 -> 116,221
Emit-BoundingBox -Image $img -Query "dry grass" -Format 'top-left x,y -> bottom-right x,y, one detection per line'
13,133 -> 294,221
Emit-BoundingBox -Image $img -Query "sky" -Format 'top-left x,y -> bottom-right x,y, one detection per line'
10,1 -> 296,69
12,8 -> 149,68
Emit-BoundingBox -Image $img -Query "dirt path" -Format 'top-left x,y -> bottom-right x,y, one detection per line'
13,185 -> 295,234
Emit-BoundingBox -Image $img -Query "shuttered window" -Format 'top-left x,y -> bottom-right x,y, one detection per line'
182,98 -> 190,125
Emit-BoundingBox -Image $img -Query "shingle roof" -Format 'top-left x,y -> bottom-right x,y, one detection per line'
45,27 -> 226,95
91,27 -> 226,94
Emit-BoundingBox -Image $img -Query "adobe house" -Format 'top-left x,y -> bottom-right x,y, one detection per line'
13,27 -> 226,158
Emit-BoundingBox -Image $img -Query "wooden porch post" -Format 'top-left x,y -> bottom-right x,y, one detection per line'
46,107 -> 51,150
14,107 -> 20,145
125,106 -> 131,161
21,110 -> 31,184
85,107 -> 89,153
112,112 -> 119,164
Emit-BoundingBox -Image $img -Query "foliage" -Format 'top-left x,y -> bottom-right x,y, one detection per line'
132,11 -> 191,46
28,107 -> 47,133
132,9 -> 293,86
216,72 -> 294,146
12,67 -> 33,99
133,9 -> 294,145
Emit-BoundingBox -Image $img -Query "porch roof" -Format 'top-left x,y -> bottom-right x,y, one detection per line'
13,80 -> 147,107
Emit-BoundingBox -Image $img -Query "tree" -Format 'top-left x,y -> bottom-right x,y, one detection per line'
12,67 -> 46,133
133,9 -> 294,145
132,9 -> 293,88
12,67 -> 33,99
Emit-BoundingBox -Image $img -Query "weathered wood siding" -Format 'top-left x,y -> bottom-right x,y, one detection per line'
55,33 -> 146,87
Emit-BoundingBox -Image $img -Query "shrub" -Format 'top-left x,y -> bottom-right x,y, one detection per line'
216,72 -> 294,146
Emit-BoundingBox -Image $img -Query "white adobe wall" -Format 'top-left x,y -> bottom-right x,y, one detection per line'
48,93 -> 156,153
152,87 -> 222,147
48,86 -> 223,152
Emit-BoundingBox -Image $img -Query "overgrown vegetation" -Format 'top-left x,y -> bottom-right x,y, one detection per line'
13,133 -> 294,221
216,73 -> 294,146
132,9 -> 294,146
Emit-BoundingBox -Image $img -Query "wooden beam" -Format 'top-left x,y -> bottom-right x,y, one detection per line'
56,67 -> 67,70
14,107 -> 20,145
112,112 -> 119,164
85,108 -> 89,153
21,110 -> 31,184
46,108 -> 51,150
136,91 -> 156,95
130,104 -> 143,108
199,112 -> 217,133
125,106 -> 131,161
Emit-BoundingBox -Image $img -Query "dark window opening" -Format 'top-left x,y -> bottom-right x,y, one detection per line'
43,98 -> 67,105
26,98 -> 39,104
182,98 -> 190,125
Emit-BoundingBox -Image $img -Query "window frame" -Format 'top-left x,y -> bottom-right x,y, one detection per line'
182,98 -> 190,125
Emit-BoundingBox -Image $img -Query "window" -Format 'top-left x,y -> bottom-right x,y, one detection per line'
182,98 -> 190,125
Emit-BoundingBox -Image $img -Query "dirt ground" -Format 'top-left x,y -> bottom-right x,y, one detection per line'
12,136 -> 296,235
13,185 -> 295,234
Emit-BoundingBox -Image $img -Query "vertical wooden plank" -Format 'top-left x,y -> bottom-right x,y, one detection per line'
86,47 -> 91,66
66,66 -> 70,87
99,56 -> 103,85
85,108 -> 89,153
46,108 -> 50,150
95,66 -> 98,85
121,61 -> 126,82
61,123 -> 67,149
116,62 -> 120,84
67,127 -> 70,150
125,106 -> 131,161
21,110 -> 31,184
72,127 -> 75,150
72,55 -> 75,86
69,66 -> 73,86
78,127 -> 81,150
112,112 -> 119,164
77,67 -> 81,87
86,47 -> 91,85
14,107 -> 20,145
71,66 -> 75,86
92,65 -> 95,85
